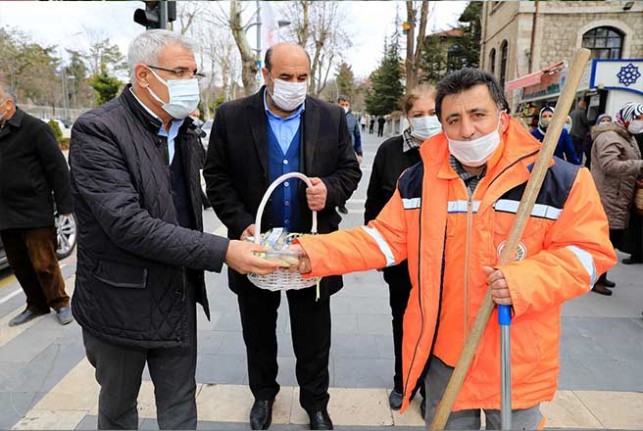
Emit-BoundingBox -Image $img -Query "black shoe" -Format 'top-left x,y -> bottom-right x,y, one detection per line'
338,206 -> 348,214
592,283 -> 612,296
56,306 -> 74,325
603,279 -> 616,288
250,399 -> 274,430
9,308 -> 49,327
622,257 -> 642,265
420,397 -> 426,420
388,388 -> 403,410
308,409 -> 333,430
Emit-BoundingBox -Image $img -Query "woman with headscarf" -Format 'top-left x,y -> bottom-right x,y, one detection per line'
584,113 -> 613,169
531,106 -> 581,165
590,102 -> 643,295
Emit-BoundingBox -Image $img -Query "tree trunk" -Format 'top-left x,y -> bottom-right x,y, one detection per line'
405,0 -> 429,91
405,1 -> 416,91
230,0 -> 258,96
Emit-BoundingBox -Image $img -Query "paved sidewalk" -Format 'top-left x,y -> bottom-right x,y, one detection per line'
1,130 -> 642,429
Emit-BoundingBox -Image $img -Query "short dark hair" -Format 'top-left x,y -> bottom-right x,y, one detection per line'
435,68 -> 508,120
337,95 -> 350,103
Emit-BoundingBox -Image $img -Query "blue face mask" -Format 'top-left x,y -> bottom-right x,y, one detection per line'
563,124 -> 571,133
147,68 -> 201,119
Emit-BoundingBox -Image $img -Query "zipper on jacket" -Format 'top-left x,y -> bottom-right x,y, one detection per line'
464,187 -> 473,339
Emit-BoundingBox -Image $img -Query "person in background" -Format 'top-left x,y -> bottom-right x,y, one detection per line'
531,106 -> 581,165
564,115 -> 572,133
590,102 -> 643,295
337,95 -> 363,214
583,114 -> 612,169
189,108 -> 211,210
364,84 -> 440,416
0,81 -> 74,327
622,129 -> 643,265
360,114 -> 367,132
377,115 -> 386,137
369,117 -> 375,134
569,99 -> 591,158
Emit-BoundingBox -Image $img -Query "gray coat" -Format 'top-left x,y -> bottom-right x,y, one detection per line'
590,123 -> 643,230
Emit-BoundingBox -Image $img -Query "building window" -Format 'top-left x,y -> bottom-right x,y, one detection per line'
489,48 -> 496,75
582,27 -> 623,59
499,40 -> 508,89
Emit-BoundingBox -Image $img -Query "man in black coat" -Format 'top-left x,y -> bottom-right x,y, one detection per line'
69,30 -> 279,430
0,81 -> 73,327
204,43 -> 361,430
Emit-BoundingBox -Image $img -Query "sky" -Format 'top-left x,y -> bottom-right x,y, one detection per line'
0,1 -> 468,80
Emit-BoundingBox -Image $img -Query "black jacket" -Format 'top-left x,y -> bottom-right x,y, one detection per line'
204,88 -> 361,298
0,108 -> 73,231
69,87 -> 229,348
364,135 -> 421,224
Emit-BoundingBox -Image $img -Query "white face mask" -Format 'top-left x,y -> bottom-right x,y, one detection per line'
147,68 -> 200,119
627,120 -> 643,135
563,124 -> 571,133
447,114 -> 502,167
269,77 -> 307,112
409,115 -> 441,142
343,106 -> 350,114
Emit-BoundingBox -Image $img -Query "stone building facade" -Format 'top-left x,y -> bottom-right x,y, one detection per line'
481,0 -> 643,115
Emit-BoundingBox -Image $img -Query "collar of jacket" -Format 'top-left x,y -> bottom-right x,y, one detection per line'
245,85 -> 320,175
4,106 -> 25,129
591,122 -> 630,141
120,84 -> 196,136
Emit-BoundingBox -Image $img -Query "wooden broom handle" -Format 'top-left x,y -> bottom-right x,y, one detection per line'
429,48 -> 591,430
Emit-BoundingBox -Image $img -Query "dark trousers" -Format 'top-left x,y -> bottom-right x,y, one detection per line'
377,124 -> 385,137
82,287 -> 198,430
571,135 -> 584,162
0,227 -> 69,312
383,261 -> 424,399
237,285 -> 331,412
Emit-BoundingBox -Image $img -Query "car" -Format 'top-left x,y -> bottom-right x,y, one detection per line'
42,118 -> 72,139
0,213 -> 77,270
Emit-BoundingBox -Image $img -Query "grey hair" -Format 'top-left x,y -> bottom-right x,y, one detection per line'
0,80 -> 18,103
127,29 -> 196,83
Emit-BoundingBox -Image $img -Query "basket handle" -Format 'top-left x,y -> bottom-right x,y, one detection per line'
254,172 -> 318,244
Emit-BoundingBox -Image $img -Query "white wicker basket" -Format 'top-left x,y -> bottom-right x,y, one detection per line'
247,172 -> 321,291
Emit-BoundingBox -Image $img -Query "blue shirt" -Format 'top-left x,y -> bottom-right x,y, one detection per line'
158,120 -> 184,164
263,89 -> 305,154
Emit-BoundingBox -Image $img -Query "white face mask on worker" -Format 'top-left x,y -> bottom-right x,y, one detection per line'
447,114 -> 502,167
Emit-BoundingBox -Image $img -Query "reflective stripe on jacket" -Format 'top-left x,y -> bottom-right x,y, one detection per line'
297,117 -> 616,412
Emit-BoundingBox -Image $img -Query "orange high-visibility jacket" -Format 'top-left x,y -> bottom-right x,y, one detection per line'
297,117 -> 616,412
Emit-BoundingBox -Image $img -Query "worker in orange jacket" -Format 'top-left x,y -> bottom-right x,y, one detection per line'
291,69 -> 616,430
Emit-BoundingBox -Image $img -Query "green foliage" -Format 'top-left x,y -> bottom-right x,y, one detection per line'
419,1 -> 482,84
365,33 -> 405,116
335,62 -> 356,100
48,119 -> 63,142
451,1 -> 482,69
88,65 -> 122,106
212,95 -> 226,111
59,137 -> 71,150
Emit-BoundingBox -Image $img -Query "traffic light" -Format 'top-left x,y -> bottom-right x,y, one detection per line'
134,1 -> 176,30
402,21 -> 411,36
